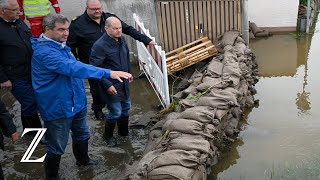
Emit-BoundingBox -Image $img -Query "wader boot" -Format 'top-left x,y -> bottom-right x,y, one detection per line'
21,113 -> 46,144
72,140 -> 97,166
117,116 -> 129,136
103,121 -> 116,147
44,155 -> 61,180
94,110 -> 105,120
21,113 -> 42,130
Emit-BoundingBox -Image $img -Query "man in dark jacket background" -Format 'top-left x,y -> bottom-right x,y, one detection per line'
0,100 -> 19,180
90,17 -> 133,147
67,0 -> 156,120
0,0 -> 42,131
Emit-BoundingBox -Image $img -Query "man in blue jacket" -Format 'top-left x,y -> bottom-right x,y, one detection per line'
31,14 -> 132,179
90,17 -> 133,147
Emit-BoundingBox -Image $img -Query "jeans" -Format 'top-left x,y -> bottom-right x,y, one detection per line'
43,108 -> 90,157
106,97 -> 131,122
11,79 -> 38,116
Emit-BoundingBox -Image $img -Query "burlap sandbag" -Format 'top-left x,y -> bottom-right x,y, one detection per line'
249,22 -> 263,35
196,96 -> 236,110
159,132 -> 211,155
234,42 -> 246,55
178,106 -> 217,124
162,119 -> 217,139
206,60 -> 224,77
196,77 -> 232,91
221,31 -> 240,46
208,87 -> 239,106
147,165 -> 200,180
140,149 -> 207,172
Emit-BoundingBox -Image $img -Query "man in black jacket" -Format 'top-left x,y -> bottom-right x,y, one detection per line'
0,0 -> 42,130
0,99 -> 18,179
90,17 -> 132,146
67,0 -> 156,120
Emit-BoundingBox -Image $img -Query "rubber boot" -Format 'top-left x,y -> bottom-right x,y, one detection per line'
44,155 -> 61,180
21,113 -> 42,129
93,110 -> 105,120
72,140 -> 97,166
103,121 -> 116,147
117,116 -> 129,136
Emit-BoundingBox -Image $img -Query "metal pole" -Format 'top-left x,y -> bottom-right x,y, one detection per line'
241,0 -> 249,46
306,0 -> 311,33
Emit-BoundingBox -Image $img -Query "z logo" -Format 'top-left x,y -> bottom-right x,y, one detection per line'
20,128 -> 47,163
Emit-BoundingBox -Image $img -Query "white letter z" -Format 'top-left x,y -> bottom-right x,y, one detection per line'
20,128 -> 47,163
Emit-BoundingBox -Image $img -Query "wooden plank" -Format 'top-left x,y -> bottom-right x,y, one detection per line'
174,2 -> 181,48
225,0 -> 229,31
202,1 -> 207,38
166,41 -> 213,62
166,2 -> 173,51
197,1 -> 203,38
170,2 -> 177,50
156,2 -> 164,48
216,1 -> 221,36
233,0 -> 238,30
160,2 -> 169,52
230,0 -> 234,30
189,1 -> 195,42
166,37 -> 209,56
237,0 -> 241,31
207,1 -> 212,40
193,1 -> 199,40
179,1 -> 187,45
211,1 -> 216,39
185,1 -> 191,44
220,1 -> 225,34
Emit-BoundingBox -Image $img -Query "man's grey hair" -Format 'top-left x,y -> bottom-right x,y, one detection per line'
43,14 -> 69,31
86,0 -> 101,7
0,0 -> 10,8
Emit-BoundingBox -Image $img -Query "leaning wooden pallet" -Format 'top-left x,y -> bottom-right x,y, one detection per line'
166,37 -> 218,74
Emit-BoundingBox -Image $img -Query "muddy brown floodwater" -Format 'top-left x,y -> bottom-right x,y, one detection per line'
209,16 -> 320,180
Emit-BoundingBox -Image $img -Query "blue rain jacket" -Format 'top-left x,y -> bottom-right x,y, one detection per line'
31,35 -> 111,121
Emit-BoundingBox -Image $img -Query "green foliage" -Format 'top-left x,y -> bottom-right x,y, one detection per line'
300,0 -> 308,6
288,33 -> 306,40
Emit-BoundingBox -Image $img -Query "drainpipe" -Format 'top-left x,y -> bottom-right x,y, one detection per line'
241,0 -> 249,46
306,0 -> 311,33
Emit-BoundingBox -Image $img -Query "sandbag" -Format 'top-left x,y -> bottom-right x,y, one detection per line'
162,119 -> 217,139
196,77 -> 232,91
221,31 -> 240,46
158,132 -> 211,155
139,149 -> 207,171
249,22 -> 263,35
178,106 -> 217,124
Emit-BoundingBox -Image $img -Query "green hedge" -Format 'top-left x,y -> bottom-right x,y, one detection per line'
300,0 -> 308,6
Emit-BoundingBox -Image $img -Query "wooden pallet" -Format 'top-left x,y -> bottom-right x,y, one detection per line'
166,37 -> 218,74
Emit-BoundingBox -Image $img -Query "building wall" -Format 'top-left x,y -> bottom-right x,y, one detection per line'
248,0 -> 300,28
105,0 -> 159,57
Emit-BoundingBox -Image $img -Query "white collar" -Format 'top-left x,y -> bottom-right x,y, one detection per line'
41,34 -> 66,48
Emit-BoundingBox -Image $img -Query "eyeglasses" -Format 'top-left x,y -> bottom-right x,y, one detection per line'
4,7 -> 20,12
87,7 -> 102,11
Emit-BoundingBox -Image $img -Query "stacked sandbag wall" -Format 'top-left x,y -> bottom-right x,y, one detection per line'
129,30 -> 259,180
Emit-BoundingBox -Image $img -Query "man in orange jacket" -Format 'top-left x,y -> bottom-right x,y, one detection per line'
17,0 -> 60,36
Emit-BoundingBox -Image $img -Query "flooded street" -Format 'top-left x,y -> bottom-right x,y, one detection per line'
0,0 -> 160,179
210,16 -> 320,179
1,0 -> 320,179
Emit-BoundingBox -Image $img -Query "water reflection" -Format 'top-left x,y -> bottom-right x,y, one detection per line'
211,21 -> 320,179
